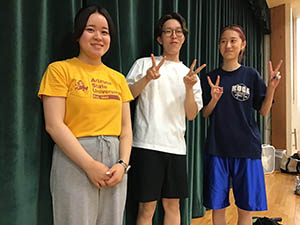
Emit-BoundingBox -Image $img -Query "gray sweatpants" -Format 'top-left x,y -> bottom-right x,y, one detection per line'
50,136 -> 127,225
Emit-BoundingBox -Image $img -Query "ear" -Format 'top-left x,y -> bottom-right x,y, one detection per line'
157,36 -> 162,45
241,40 -> 246,50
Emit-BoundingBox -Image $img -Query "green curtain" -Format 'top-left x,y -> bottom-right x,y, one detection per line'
0,0 -> 267,225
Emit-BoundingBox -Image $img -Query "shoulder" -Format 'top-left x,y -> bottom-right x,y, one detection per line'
47,58 -> 77,71
241,66 -> 260,76
241,66 -> 264,84
103,65 -> 125,79
127,57 -> 152,72
204,68 -> 221,79
207,67 -> 221,75
134,57 -> 152,65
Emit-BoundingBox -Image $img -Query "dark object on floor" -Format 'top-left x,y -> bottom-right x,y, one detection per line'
280,153 -> 300,173
252,217 -> 282,225
291,151 -> 300,160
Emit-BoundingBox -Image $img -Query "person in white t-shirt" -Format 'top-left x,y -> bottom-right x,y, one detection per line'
126,12 -> 206,225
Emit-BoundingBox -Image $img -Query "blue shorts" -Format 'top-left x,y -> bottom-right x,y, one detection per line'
203,154 -> 267,211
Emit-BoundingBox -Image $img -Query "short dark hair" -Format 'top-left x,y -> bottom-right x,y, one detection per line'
72,5 -> 116,44
154,12 -> 188,41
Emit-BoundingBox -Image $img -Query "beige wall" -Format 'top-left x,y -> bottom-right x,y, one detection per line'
292,17 -> 300,153
267,0 -> 300,155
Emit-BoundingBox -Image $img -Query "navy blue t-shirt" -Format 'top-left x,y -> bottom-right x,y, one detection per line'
201,66 -> 266,159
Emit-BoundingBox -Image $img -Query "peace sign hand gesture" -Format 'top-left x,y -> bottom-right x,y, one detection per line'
268,60 -> 283,90
146,54 -> 166,81
183,59 -> 206,88
207,75 -> 223,102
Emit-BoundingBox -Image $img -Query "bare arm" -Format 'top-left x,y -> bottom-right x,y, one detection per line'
259,60 -> 283,116
129,54 -> 166,98
184,87 -> 199,120
259,87 -> 276,116
183,60 -> 206,120
129,76 -> 151,98
42,96 -> 110,188
202,98 -> 219,118
106,102 -> 132,186
201,75 -> 223,118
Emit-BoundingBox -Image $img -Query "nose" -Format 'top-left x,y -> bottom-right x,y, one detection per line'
94,31 -> 102,40
226,41 -> 232,48
170,30 -> 177,38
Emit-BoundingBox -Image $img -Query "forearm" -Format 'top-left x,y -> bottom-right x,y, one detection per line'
260,87 -> 275,116
129,76 -> 151,98
184,87 -> 198,120
46,123 -> 95,171
119,130 -> 132,165
118,102 -> 132,164
202,98 -> 218,118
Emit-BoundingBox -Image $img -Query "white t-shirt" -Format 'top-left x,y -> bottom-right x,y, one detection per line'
127,56 -> 203,155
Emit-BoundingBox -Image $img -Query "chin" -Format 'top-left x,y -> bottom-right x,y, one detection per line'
94,51 -> 108,58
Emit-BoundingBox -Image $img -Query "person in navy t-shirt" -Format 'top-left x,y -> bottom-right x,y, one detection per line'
201,25 -> 283,225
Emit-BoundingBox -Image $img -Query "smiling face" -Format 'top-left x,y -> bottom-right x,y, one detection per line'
219,29 -> 246,63
157,19 -> 185,60
78,13 -> 111,64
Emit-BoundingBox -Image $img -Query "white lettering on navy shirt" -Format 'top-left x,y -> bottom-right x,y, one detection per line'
231,83 -> 250,101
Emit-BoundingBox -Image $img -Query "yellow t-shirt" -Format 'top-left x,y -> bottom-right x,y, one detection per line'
38,57 -> 133,137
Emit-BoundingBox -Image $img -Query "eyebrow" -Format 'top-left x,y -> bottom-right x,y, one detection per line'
86,24 -> 109,29
163,26 -> 182,30
220,37 -> 239,39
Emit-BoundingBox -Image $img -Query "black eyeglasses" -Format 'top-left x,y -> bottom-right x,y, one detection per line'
162,29 -> 184,37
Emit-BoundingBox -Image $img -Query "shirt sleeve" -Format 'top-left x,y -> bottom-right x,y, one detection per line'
126,58 -> 146,85
193,76 -> 203,112
120,75 -> 134,102
38,62 -> 69,99
252,70 -> 267,111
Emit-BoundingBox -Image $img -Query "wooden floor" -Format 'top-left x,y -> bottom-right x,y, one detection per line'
191,171 -> 300,225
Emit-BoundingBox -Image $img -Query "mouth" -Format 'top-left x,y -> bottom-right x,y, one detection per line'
91,43 -> 104,48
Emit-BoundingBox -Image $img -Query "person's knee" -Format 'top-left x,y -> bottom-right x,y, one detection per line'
162,198 -> 180,214
138,201 -> 157,218
237,207 -> 252,225
213,208 -> 226,216
237,207 -> 251,214
237,207 -> 252,218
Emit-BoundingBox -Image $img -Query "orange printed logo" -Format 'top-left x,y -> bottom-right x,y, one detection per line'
75,80 -> 88,93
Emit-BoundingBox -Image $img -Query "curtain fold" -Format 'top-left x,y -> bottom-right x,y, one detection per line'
0,0 -> 267,224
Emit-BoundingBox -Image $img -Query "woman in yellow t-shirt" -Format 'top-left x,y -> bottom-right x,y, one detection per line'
38,5 -> 133,225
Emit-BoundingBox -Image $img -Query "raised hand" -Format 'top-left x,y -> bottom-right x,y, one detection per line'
207,75 -> 223,101
184,59 -> 206,88
268,60 -> 283,89
146,54 -> 166,81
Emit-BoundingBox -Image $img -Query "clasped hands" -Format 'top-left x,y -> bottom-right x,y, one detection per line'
85,160 -> 125,189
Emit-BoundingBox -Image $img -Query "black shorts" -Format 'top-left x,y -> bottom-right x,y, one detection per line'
129,147 -> 188,202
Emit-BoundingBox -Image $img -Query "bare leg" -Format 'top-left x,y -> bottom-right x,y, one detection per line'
237,207 -> 252,225
162,198 -> 180,225
136,201 -> 157,225
212,208 -> 227,225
